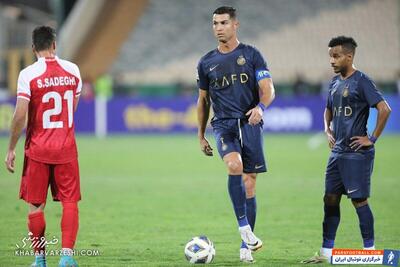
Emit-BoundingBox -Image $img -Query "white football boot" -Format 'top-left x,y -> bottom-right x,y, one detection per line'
240,248 -> 255,263
239,225 -> 263,251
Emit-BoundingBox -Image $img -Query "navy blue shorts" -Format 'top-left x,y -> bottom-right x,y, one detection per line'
212,119 -> 267,173
325,150 -> 375,198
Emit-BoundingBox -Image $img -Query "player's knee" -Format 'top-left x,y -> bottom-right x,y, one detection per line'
29,203 -> 45,213
245,173 -> 257,180
352,198 -> 367,203
351,198 -> 368,208
227,160 -> 243,174
323,194 -> 341,206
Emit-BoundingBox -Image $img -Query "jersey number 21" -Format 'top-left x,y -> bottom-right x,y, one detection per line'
42,90 -> 73,129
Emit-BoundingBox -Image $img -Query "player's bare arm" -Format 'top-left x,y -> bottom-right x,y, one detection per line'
324,108 -> 335,149
372,100 -> 392,137
5,98 -> 29,173
246,78 -> 275,126
74,95 -> 80,112
197,89 -> 213,156
350,100 -> 391,151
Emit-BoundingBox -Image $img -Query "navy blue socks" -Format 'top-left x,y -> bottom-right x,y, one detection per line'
246,197 -> 257,230
356,204 -> 374,248
228,175 -> 248,227
241,197 -> 257,248
322,202 -> 375,249
322,204 -> 340,248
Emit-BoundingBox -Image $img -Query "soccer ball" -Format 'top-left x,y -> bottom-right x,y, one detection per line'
184,236 -> 216,264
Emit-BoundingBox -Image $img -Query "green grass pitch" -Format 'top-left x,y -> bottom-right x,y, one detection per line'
0,134 -> 399,266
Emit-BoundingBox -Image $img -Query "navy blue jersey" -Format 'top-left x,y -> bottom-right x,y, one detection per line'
326,70 -> 384,152
197,43 -> 271,121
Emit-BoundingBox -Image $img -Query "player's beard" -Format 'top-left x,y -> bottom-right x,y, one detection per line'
216,34 -> 227,43
331,64 -> 341,73
218,34 -> 231,44
339,65 -> 351,76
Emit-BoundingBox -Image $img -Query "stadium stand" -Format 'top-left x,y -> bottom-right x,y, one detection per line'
111,0 -> 400,84
59,0 -> 148,81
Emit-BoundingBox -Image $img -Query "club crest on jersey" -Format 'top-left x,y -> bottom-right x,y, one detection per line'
342,86 -> 349,97
237,55 -> 246,66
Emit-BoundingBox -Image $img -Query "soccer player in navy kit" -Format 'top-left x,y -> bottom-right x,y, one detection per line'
303,36 -> 391,264
196,6 -> 275,263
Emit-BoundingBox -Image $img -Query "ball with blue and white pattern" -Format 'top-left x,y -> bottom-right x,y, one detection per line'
184,236 -> 215,264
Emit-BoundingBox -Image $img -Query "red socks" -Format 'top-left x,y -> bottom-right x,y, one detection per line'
27,202 -> 79,253
28,210 -> 46,254
61,202 -> 79,249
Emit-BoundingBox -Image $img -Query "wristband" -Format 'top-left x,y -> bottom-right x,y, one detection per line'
369,136 -> 377,144
257,102 -> 266,112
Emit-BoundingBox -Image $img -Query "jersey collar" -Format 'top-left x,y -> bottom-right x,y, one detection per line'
38,56 -> 58,62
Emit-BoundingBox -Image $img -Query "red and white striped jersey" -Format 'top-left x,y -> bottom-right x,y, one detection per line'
17,56 -> 82,164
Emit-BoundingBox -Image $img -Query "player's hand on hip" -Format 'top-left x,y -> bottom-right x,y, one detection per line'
350,136 -> 373,151
199,137 -> 213,156
325,129 -> 336,149
5,150 -> 16,173
246,106 -> 263,126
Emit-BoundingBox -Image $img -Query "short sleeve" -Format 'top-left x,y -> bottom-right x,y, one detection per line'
197,60 -> 209,90
326,79 -> 335,109
253,47 -> 271,82
17,71 -> 31,101
326,94 -> 332,110
74,65 -> 82,97
360,76 -> 384,107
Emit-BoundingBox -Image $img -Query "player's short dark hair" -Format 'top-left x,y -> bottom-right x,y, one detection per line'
32,26 -> 56,51
213,6 -> 237,19
328,36 -> 358,54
